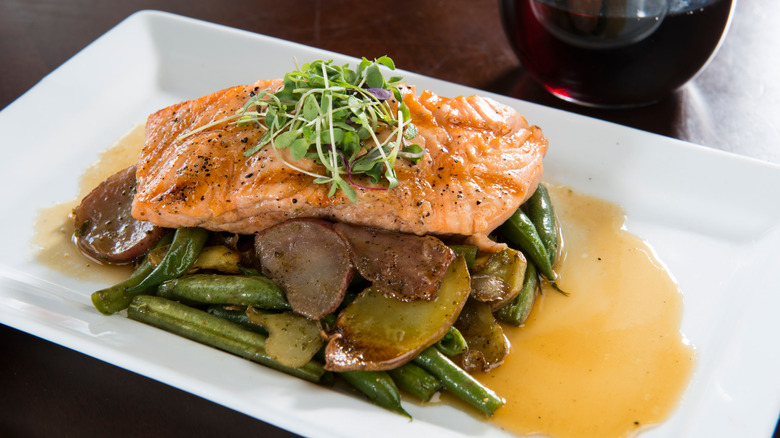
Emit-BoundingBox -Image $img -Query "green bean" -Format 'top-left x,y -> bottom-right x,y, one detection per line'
496,262 -> 538,326
435,326 -> 468,356
339,370 -> 410,418
91,232 -> 174,315
387,362 -> 442,402
127,295 -> 326,383
523,184 -> 559,265
156,274 -> 290,310
127,227 -> 210,293
413,346 -> 504,416
237,264 -> 262,276
447,244 -> 479,269
320,313 -> 338,331
206,305 -> 269,335
499,208 -> 556,281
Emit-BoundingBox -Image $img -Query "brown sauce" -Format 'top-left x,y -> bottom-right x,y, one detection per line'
32,125 -> 694,438
476,185 -> 695,438
31,123 -> 146,283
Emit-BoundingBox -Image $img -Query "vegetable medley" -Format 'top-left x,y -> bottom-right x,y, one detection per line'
82,181 -> 561,418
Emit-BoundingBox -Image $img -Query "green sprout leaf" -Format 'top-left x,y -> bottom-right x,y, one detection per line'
274,130 -> 299,149
405,123 -> 418,140
290,138 -> 310,160
180,57 -> 423,200
364,64 -> 385,89
303,95 -> 320,121
375,55 -> 396,70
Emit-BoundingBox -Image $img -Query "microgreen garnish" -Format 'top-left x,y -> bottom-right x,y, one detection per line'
181,57 -> 422,202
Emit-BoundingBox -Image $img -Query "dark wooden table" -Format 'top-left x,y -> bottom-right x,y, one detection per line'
1,0 -> 778,437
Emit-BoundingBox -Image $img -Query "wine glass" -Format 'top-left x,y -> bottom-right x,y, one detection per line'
500,0 -> 736,107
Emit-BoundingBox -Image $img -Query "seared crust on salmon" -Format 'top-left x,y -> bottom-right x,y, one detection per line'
132,79 -> 547,244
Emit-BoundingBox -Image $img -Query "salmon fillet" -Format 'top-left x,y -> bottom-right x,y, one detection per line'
132,79 -> 547,246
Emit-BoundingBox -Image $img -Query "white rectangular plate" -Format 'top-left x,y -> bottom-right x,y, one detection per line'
1,10 -> 779,438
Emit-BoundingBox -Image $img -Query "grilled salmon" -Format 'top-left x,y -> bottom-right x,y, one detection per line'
132,79 -> 547,247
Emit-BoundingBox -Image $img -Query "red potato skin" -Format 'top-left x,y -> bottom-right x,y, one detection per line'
332,222 -> 455,301
73,165 -> 166,264
254,219 -> 353,320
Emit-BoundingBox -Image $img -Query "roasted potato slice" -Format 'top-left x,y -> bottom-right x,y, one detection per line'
333,223 -> 455,301
324,256 -> 470,371
255,219 -> 353,320
455,298 -> 509,373
246,308 -> 324,368
470,248 -> 526,311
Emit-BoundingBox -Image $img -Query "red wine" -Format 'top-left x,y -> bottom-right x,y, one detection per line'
501,0 -> 734,107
